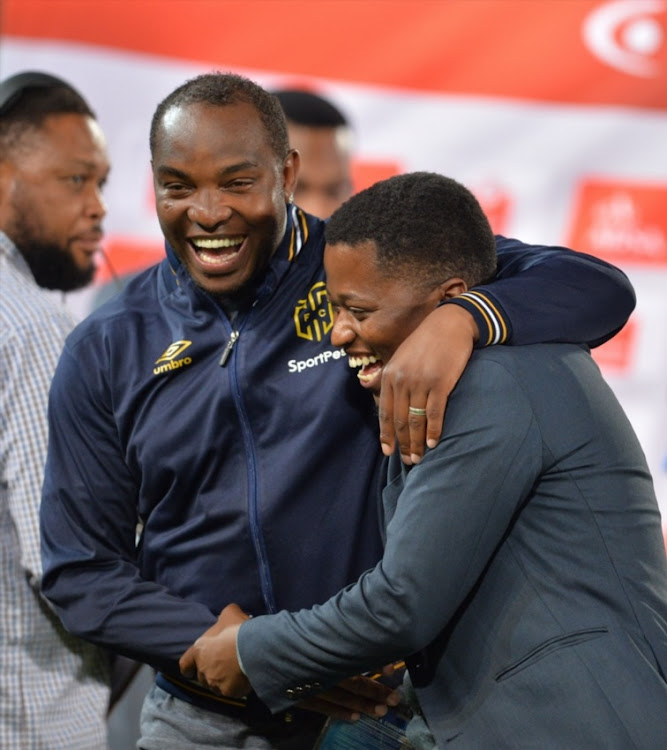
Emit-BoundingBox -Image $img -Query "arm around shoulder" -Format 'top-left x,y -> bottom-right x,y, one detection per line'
452,237 -> 636,348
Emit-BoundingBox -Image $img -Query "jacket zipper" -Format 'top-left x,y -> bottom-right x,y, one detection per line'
219,331 -> 239,366
218,315 -> 277,613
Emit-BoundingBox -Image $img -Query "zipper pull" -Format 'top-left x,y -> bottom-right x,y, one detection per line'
219,331 -> 239,367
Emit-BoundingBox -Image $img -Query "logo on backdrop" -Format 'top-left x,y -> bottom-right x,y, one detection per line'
582,0 -> 666,78
566,179 -> 667,266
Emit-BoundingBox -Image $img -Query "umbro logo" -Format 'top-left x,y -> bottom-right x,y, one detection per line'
153,340 -> 193,375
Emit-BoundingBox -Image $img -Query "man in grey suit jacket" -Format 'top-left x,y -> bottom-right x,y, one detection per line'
181,172 -> 667,749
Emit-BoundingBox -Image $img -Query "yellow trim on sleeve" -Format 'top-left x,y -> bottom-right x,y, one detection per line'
469,291 -> 508,344
460,294 -> 495,346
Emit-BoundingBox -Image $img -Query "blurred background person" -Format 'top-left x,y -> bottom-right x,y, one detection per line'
0,71 -> 111,749
273,88 -> 354,218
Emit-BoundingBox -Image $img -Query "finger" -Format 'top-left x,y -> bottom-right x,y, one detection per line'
179,647 -> 196,678
340,675 -> 397,704
408,393 -> 447,462
377,377 -> 397,457
326,687 -> 390,718
380,661 -> 404,678
299,684 -> 389,720
196,667 -> 214,692
405,400 -> 429,465
297,695 -> 361,722
425,392 -> 446,450
385,378 -> 413,464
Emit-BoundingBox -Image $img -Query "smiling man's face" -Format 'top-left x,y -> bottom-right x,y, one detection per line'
325,239 -> 444,400
152,100 -> 298,300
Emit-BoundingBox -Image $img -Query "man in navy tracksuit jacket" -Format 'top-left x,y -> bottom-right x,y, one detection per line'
39,73 -> 635,749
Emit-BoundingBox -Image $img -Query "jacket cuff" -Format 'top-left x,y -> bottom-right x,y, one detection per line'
444,291 -> 512,348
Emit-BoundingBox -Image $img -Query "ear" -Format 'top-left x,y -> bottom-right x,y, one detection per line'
282,148 -> 300,202
438,276 -> 468,301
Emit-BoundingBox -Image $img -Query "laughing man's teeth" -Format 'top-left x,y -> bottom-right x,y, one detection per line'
192,237 -> 243,250
348,355 -> 379,369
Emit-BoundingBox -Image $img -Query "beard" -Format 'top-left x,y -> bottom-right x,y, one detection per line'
20,238 -> 96,291
5,185 -> 99,292
10,228 -> 97,292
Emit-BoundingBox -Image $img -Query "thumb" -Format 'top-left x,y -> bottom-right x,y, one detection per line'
179,645 -> 196,678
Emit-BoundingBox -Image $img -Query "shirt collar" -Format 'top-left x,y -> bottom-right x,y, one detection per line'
0,230 -> 35,281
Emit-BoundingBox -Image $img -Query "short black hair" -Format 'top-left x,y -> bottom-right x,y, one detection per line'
273,89 -> 349,129
150,72 -> 290,160
325,172 -> 497,289
0,71 -> 95,158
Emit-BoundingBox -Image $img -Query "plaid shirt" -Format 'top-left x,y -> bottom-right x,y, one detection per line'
0,232 -> 110,749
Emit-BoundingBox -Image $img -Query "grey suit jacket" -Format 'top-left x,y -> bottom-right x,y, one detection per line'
239,344 -> 667,748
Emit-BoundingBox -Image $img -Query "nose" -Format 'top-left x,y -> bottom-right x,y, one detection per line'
330,308 -> 356,348
187,190 -> 233,230
85,184 -> 107,220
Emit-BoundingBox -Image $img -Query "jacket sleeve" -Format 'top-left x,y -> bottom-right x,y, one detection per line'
39,342 -> 217,674
445,236 -> 635,348
237,354 -> 542,712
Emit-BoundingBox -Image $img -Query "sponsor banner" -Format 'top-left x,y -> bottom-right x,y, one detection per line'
566,179 -> 667,266
3,0 -> 667,111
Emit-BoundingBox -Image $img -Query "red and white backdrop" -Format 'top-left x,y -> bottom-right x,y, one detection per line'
3,0 -> 666,539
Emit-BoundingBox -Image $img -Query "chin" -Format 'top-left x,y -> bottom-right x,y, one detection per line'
198,277 -> 245,300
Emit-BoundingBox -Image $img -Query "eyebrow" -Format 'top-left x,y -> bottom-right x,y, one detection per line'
155,165 -> 188,180
327,289 -> 366,306
155,161 -> 259,180
67,158 -> 102,169
64,158 -> 110,176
